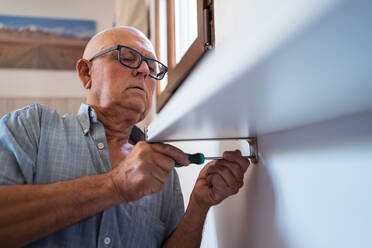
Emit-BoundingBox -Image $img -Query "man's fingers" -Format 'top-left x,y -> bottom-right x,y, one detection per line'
141,175 -> 165,195
197,162 -> 212,179
152,152 -> 176,173
150,163 -> 171,184
206,161 -> 243,190
223,150 -> 250,172
208,159 -> 244,182
207,173 -> 227,191
151,143 -> 190,166
150,172 -> 169,193
207,173 -> 239,199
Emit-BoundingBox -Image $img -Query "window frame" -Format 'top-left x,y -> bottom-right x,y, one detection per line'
155,0 -> 214,112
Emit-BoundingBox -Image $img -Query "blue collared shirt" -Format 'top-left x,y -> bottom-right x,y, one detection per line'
0,104 -> 184,247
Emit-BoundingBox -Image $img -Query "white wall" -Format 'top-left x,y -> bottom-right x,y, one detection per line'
172,0 -> 372,247
176,96 -> 372,248
0,0 -> 114,98
209,111 -> 372,248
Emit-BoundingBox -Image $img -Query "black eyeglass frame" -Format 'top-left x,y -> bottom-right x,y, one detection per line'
89,45 -> 168,80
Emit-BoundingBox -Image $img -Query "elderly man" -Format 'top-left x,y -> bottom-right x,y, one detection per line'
0,27 -> 249,247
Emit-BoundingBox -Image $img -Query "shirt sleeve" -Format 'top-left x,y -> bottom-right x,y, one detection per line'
0,105 -> 41,185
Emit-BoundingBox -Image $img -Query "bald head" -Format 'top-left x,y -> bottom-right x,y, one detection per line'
83,26 -> 154,61
76,26 -> 157,126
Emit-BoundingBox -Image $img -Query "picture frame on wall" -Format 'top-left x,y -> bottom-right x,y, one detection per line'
0,15 -> 96,70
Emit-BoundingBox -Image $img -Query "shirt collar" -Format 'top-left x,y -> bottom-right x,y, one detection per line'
76,103 -> 144,143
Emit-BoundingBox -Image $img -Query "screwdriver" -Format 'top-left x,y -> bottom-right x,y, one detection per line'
175,153 -> 255,167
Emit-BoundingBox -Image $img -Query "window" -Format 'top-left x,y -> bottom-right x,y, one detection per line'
155,0 -> 214,112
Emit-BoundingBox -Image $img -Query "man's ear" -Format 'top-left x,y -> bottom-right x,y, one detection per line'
76,59 -> 92,89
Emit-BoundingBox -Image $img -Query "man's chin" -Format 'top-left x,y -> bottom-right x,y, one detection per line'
107,97 -> 150,121
122,102 -> 147,119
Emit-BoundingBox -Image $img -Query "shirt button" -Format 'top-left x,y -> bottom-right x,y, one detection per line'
83,128 -> 89,134
97,142 -> 105,149
104,236 -> 111,245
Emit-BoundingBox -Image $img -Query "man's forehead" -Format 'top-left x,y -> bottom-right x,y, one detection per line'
83,27 -> 155,59
116,37 -> 155,57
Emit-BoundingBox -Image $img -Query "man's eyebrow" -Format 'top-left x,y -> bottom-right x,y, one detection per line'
142,51 -> 156,59
119,44 -> 156,59
138,47 -> 156,59
146,55 -> 157,60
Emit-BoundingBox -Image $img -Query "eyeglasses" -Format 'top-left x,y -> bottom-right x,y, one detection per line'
89,45 -> 168,80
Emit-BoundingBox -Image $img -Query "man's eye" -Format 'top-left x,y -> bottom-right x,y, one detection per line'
122,53 -> 136,60
147,61 -> 156,72
122,57 -> 136,62
121,51 -> 138,62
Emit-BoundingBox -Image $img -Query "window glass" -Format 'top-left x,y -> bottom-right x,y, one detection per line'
158,0 -> 168,93
174,0 -> 198,64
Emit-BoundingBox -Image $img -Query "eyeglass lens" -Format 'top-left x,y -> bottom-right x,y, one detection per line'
119,47 -> 166,79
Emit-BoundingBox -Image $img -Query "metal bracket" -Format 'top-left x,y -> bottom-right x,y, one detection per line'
144,132 -> 259,164
247,137 -> 258,164
144,127 -> 148,141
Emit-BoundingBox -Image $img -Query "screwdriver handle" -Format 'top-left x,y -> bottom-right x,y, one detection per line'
175,153 -> 205,167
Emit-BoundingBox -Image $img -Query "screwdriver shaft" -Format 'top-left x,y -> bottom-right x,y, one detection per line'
204,155 -> 255,160
176,154 -> 256,167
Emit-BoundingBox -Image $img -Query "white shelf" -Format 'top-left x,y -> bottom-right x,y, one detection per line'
147,0 -> 372,142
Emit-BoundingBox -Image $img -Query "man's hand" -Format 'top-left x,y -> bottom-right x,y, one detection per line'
191,150 -> 250,210
109,141 -> 190,202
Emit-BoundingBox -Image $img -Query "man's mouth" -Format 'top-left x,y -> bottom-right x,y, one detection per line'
128,86 -> 145,91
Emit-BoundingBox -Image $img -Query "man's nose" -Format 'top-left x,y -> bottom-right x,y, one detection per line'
134,60 -> 151,77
